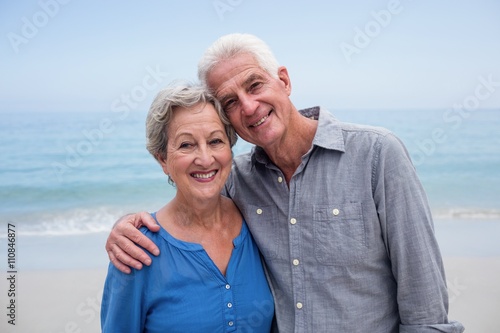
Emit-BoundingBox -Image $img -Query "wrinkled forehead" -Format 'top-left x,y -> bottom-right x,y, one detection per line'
206,53 -> 266,96
168,103 -> 224,132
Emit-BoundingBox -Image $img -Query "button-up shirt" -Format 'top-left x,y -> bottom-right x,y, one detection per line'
225,107 -> 464,332
101,215 -> 274,333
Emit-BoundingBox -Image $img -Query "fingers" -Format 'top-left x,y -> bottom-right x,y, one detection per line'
105,213 -> 160,272
131,225 -> 161,257
129,212 -> 160,256
107,245 -> 134,274
109,236 -> 147,269
137,212 -> 161,233
106,228 -> 147,272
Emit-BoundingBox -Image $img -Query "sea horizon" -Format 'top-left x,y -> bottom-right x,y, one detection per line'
1,108 -> 499,269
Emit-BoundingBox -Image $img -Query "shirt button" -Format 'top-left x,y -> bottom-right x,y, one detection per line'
278,176 -> 283,183
332,208 -> 340,216
296,302 -> 303,309
227,302 -> 233,308
228,321 -> 234,326
256,208 -> 263,215
225,284 -> 231,289
292,259 -> 299,266
290,218 -> 297,225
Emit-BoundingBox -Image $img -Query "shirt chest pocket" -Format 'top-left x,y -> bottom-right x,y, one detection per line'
313,202 -> 367,265
242,204 -> 281,260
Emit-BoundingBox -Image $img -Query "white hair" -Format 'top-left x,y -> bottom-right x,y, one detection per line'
198,33 -> 280,89
146,81 -> 237,161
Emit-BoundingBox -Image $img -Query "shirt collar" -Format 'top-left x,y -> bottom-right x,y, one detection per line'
310,106 -> 346,152
253,106 -> 345,165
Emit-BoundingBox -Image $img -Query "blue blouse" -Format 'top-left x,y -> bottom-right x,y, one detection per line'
101,213 -> 274,333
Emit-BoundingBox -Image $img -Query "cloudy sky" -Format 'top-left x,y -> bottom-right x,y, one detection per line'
1,0 -> 499,113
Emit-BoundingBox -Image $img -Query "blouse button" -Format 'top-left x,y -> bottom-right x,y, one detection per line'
225,284 -> 230,289
228,321 -> 234,326
227,302 -> 233,308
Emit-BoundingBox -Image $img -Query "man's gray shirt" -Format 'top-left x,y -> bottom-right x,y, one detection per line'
225,107 -> 464,332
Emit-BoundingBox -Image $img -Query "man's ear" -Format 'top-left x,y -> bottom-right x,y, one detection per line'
277,66 -> 292,96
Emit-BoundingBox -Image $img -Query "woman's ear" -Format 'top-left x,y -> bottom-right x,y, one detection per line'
157,153 -> 169,176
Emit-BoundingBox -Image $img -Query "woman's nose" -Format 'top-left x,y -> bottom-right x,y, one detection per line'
194,146 -> 214,166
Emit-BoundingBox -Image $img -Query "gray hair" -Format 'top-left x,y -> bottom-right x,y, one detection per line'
198,33 -> 280,89
146,82 -> 237,184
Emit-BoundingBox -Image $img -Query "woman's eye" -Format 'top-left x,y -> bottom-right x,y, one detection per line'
179,142 -> 193,149
210,138 -> 224,145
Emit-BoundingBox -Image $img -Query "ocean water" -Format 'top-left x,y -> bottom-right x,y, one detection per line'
1,108 -> 499,269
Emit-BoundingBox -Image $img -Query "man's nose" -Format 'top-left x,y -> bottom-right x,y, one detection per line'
239,94 -> 258,116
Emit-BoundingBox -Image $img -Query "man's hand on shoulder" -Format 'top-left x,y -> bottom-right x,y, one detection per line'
105,212 -> 160,274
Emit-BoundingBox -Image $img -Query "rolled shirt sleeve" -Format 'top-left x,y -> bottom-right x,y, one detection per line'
374,133 -> 464,332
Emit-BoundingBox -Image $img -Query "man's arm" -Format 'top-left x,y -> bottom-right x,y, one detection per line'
105,212 -> 160,274
375,133 -> 464,332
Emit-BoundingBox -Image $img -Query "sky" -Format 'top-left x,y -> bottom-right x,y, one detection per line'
1,0 -> 500,113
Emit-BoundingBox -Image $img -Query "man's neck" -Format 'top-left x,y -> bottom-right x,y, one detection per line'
263,111 -> 318,184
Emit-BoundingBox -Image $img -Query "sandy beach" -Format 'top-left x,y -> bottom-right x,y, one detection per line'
1,268 -> 107,333
2,0 -> 500,330
0,256 -> 498,332
444,257 -> 500,332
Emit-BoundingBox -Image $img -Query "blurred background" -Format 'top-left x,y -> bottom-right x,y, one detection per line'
1,1 -> 499,332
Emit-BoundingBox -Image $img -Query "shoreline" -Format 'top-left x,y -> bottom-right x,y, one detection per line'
1,256 -> 498,332
1,219 -> 499,332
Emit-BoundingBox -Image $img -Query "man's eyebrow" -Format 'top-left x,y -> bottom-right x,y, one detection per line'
217,92 -> 233,104
216,73 -> 265,103
243,73 -> 264,87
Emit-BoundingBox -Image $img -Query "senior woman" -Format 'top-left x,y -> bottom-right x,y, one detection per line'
100,83 -> 274,332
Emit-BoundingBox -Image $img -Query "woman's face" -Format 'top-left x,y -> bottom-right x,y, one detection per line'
159,102 -> 232,203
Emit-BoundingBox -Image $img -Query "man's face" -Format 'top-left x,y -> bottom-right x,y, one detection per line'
206,53 -> 293,148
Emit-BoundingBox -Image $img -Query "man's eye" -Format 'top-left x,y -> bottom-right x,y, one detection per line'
250,82 -> 262,91
224,99 -> 236,111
